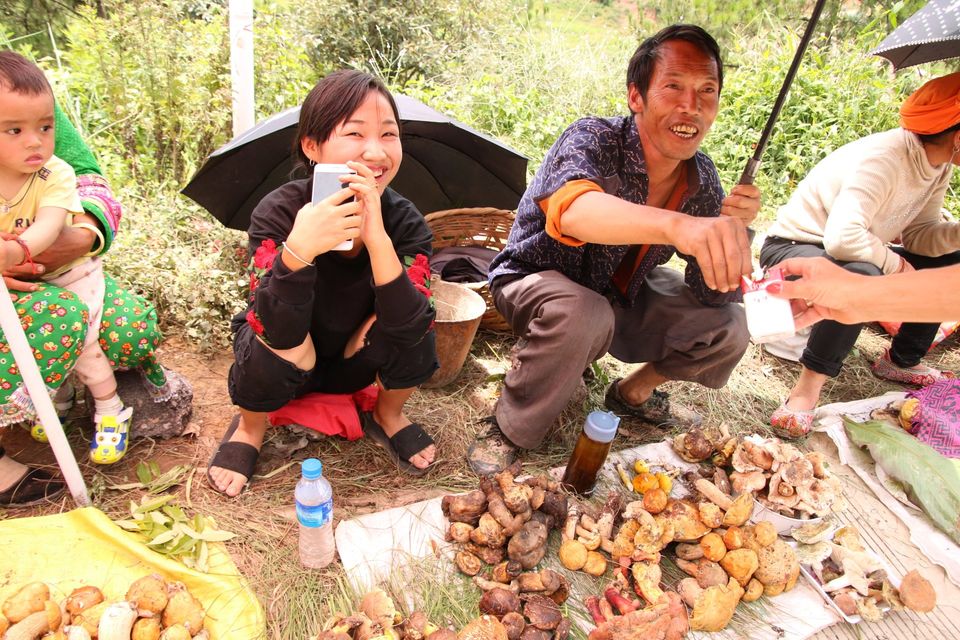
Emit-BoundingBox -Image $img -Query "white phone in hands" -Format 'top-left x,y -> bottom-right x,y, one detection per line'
312,163 -> 357,251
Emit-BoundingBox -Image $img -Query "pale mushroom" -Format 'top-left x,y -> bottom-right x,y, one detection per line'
730,470 -> 767,496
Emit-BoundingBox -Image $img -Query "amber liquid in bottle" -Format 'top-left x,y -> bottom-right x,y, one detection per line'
561,431 -> 612,496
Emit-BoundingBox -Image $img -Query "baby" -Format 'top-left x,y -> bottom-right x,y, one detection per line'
0,51 -> 131,464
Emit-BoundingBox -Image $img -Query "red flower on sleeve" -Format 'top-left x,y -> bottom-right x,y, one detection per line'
253,239 -> 278,269
246,309 -> 265,336
404,254 -> 434,309
247,239 -> 280,297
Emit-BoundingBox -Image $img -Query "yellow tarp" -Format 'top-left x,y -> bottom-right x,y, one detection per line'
0,506 -> 264,639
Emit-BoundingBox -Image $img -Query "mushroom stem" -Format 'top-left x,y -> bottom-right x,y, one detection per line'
584,597 -> 606,625
562,504 -> 580,542
603,588 -> 638,615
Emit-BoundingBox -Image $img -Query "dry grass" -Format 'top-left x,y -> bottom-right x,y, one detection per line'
1,320 -> 958,639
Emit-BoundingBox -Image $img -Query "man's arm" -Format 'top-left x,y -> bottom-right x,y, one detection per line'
560,191 -> 753,292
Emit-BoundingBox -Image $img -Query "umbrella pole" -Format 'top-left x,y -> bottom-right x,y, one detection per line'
739,0 -> 829,185
0,279 -> 89,506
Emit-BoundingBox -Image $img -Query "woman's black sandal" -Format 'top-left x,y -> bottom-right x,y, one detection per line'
206,416 -> 259,496
0,448 -> 66,507
360,412 -> 434,477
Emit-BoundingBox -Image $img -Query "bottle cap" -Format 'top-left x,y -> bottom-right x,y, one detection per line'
583,410 -> 620,443
302,458 -> 322,479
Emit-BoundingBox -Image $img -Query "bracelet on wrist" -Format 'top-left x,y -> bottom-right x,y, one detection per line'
73,222 -> 106,256
13,238 -> 33,271
282,241 -> 314,268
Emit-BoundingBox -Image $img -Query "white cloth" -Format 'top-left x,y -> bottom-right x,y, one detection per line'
816,393 -> 960,587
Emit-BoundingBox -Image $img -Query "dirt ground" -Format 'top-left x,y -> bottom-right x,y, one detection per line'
3,322 -> 958,639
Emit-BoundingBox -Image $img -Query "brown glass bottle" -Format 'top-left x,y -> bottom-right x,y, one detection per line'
561,410 -> 620,496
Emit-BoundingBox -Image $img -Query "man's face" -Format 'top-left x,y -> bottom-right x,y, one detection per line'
629,39 -> 720,168
0,86 -> 55,179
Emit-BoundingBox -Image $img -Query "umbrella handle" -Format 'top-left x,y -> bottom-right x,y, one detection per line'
738,158 -> 761,186
0,279 -> 89,506
739,0 -> 829,186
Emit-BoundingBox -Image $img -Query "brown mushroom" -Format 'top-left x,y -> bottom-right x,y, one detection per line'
455,551 -> 483,577
729,471 -> 767,496
499,613 -> 524,640
442,491 -> 488,526
521,595 -> 562,631
479,589 -> 521,618
507,521 -> 548,569
899,570 -> 936,613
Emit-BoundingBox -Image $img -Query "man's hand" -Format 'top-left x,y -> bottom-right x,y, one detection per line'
671,215 -> 752,292
720,183 -> 761,226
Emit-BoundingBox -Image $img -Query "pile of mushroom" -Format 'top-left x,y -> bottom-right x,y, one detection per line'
471,587 -> 571,640
673,431 -> 847,520
575,470 -> 802,633
790,523 -> 937,621
557,492 -> 621,577
442,462 -> 570,604
584,591 -> 687,640
316,589 -> 451,640
0,575 -> 206,640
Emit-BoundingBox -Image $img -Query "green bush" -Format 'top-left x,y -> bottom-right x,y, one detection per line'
105,189 -> 248,347
405,25 -> 628,173
58,0 -> 232,187
301,0 -> 509,88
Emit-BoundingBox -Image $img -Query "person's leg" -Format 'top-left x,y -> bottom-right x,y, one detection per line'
51,261 -> 135,463
492,271 -> 615,449
608,268 -> 748,420
212,324 -> 317,496
98,273 -> 168,396
0,284 -> 88,444
322,313 -> 438,471
760,239 -> 876,409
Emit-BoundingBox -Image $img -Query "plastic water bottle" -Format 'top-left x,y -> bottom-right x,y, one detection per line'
295,458 -> 336,568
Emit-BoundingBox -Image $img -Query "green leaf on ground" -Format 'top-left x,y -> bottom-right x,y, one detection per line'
843,417 -> 960,545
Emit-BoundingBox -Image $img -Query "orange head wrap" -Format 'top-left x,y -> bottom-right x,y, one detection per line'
900,71 -> 960,135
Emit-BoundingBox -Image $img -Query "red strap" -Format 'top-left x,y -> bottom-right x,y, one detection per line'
13,237 -> 34,272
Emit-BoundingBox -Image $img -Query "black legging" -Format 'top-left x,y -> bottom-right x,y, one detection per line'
760,236 -> 960,377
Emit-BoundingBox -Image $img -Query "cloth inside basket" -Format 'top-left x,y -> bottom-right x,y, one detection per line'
430,246 -> 498,283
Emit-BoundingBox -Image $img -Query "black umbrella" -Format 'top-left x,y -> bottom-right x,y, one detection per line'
182,94 -> 528,230
872,0 -> 960,70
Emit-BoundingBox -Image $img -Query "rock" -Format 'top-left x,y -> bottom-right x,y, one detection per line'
82,367 -> 193,439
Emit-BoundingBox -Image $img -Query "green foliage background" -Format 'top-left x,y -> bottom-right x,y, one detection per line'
1,0 -> 957,348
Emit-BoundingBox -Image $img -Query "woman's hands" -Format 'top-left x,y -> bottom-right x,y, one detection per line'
343,161 -> 391,253
284,179 -> 362,268
343,161 -> 403,284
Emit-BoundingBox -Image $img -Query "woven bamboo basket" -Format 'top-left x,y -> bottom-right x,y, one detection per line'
424,207 -> 515,332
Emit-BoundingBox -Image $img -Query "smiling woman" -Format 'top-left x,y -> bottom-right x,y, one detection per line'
207,70 -> 440,498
